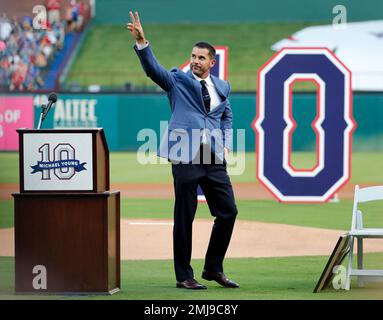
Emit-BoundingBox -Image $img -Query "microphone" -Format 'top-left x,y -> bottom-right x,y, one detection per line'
42,92 -> 58,121
37,92 -> 58,129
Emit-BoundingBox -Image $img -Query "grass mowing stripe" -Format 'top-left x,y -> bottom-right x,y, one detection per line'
121,198 -> 383,231
1,254 -> 382,299
2,152 -> 383,184
0,199 -> 383,230
1,198 -> 382,230
0,201 -> 13,229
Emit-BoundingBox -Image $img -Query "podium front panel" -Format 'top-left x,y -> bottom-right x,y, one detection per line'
22,132 -> 94,191
13,191 -> 120,294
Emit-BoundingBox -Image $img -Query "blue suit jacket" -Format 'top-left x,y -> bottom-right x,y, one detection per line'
134,44 -> 233,163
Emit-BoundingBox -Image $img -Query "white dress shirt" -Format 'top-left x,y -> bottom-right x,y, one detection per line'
136,41 -> 149,50
192,74 -> 222,144
191,73 -> 222,111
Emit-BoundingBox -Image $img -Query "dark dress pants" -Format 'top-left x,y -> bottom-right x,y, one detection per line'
171,147 -> 238,281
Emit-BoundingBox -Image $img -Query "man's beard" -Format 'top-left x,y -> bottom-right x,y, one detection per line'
191,64 -> 203,76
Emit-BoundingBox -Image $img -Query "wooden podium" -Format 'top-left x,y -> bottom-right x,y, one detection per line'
13,129 -> 120,294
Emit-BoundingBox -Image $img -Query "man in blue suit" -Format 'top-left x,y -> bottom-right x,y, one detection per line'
128,11 -> 239,289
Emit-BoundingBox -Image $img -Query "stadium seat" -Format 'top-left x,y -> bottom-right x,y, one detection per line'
345,185 -> 383,290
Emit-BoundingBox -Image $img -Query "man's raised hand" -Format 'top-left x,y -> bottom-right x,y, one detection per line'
127,11 -> 146,45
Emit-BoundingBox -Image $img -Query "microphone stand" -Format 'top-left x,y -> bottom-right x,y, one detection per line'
37,104 -> 48,130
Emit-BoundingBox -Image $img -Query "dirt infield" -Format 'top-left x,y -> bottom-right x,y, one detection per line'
0,182 -> 364,200
1,219 -> 382,260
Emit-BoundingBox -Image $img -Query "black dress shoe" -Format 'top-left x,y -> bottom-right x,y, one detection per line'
202,270 -> 239,288
176,278 -> 207,289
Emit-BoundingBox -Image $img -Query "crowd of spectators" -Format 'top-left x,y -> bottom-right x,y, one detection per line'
0,0 -> 88,91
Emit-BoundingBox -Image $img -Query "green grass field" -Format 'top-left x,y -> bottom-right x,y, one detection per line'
1,198 -> 383,231
1,151 -> 383,299
1,151 -> 383,231
1,151 -> 383,184
65,22 -> 319,91
1,255 -> 383,300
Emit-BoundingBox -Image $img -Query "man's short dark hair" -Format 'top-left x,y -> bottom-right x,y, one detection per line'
193,42 -> 216,59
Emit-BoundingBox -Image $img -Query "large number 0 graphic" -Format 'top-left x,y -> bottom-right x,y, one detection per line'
253,48 -> 356,202
38,143 -> 76,180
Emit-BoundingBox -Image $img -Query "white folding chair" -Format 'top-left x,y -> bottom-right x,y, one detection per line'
345,185 -> 383,290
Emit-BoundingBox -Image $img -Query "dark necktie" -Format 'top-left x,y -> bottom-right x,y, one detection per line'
200,80 -> 211,113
